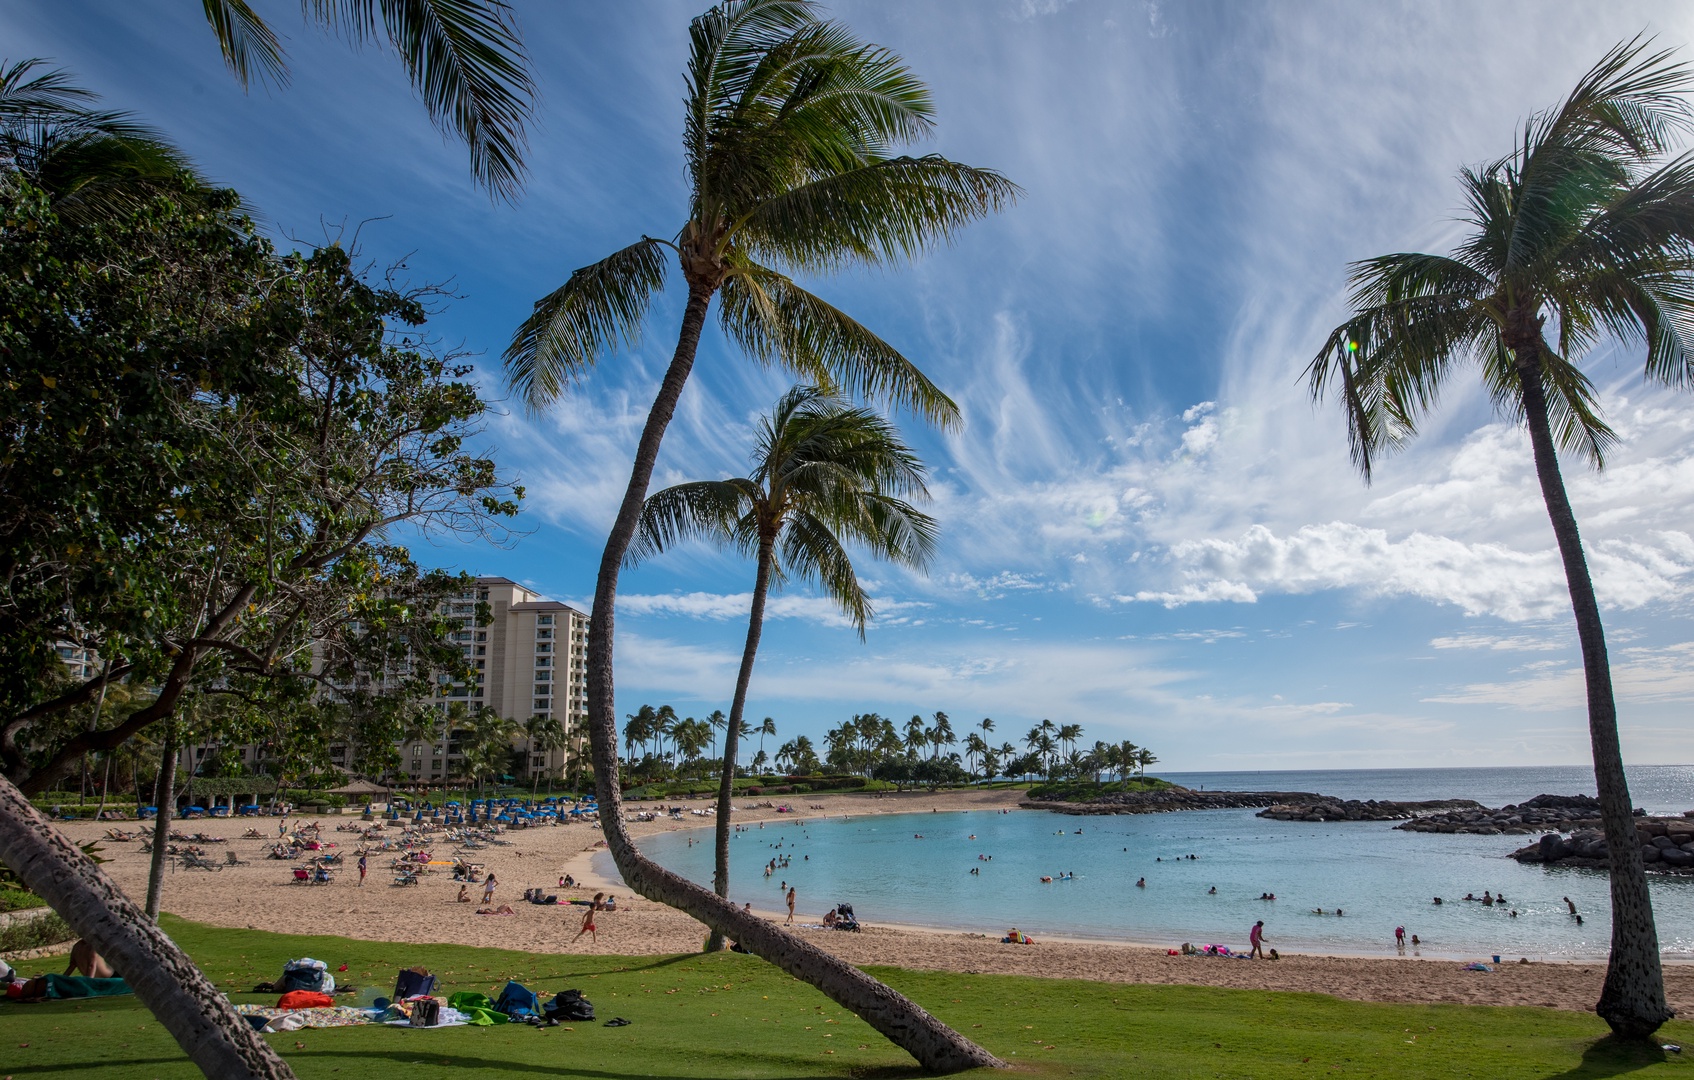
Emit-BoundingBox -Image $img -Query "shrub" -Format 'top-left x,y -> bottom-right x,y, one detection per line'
0,889 -> 46,914
0,911 -> 72,954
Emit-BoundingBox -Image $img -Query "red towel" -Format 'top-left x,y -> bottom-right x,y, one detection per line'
277,990 -> 334,1010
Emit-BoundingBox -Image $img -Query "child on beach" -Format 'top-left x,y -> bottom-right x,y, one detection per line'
572,892 -> 605,944
1249,920 -> 1267,959
482,872 -> 498,904
786,887 -> 796,925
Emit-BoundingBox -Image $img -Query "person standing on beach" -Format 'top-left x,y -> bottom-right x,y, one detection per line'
357,854 -> 368,887
785,886 -> 797,924
1249,920 -> 1267,959
572,892 -> 604,944
482,872 -> 498,905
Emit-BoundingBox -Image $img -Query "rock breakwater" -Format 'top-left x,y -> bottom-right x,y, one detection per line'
1256,797 -> 1481,822
1395,794 -> 1622,836
1508,814 -> 1694,874
1020,788 -> 1318,815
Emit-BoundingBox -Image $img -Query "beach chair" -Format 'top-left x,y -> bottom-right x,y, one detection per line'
224,849 -> 247,867
180,851 -> 222,872
291,867 -> 312,884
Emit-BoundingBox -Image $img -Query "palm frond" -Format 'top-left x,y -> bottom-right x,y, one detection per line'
778,508 -> 871,636
686,0 -> 818,192
734,154 -> 1019,271
627,480 -> 757,566
304,0 -> 535,201
719,262 -> 959,428
504,237 -> 669,410
201,0 -> 288,89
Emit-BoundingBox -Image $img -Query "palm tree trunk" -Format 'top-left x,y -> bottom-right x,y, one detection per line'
706,534 -> 775,953
1520,357 -> 1670,1038
581,286 -> 1001,1072
0,773 -> 295,1078
145,725 -> 177,920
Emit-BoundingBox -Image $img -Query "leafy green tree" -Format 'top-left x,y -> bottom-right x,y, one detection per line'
632,385 -> 934,948
198,0 -> 534,199
1308,38 -> 1694,1038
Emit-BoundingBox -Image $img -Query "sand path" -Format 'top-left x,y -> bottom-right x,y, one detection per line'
56,788 -> 1694,1015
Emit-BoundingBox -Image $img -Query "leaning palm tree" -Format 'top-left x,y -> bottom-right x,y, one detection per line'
755,716 -> 777,766
631,384 -> 936,950
1308,38 -> 1694,1038
503,3 -> 1012,1068
197,0 -> 534,199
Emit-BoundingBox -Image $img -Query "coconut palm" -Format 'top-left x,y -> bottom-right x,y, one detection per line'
524,715 -> 567,795
963,732 -> 986,776
928,711 -> 954,760
755,716 -> 777,763
504,2 -> 1011,1061
633,384 -> 935,949
905,715 -> 929,755
198,0 -> 533,199
0,59 -> 201,221
1308,38 -> 1694,1038
1135,748 -> 1158,779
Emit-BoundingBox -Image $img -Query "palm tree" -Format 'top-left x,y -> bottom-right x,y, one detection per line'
1117,740 -> 1139,782
197,0 -> 534,199
963,732 -> 986,777
905,716 -> 930,756
755,716 -> 777,766
1308,39 -> 1694,1038
1135,748 -> 1158,779
1057,722 -> 1083,762
503,3 -> 1011,1065
0,59 -> 200,222
524,715 -> 568,795
634,383 -> 937,925
928,711 -> 955,760
654,705 -> 679,771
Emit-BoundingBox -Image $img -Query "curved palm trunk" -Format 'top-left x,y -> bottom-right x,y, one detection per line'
1520,359 -> 1670,1038
706,533 -> 775,953
584,286 -> 1001,1072
0,774 -> 295,1079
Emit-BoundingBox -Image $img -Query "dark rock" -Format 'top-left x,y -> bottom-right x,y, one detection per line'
1662,848 -> 1694,868
1643,846 -> 1663,863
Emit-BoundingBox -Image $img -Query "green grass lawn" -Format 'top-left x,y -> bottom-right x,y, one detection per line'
1,916 -> 1689,1079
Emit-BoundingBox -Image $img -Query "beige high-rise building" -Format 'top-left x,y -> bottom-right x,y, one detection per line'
409,576 -> 590,783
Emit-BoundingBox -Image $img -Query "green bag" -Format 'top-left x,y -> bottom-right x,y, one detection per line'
447,990 -> 509,1025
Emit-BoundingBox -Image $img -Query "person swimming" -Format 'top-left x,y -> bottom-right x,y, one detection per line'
1208,886 -> 1217,894
1136,877 -> 1146,888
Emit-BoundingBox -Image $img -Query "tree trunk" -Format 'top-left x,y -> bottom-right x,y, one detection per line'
706,534 -> 775,953
94,755 -> 113,822
0,773 -> 295,1079
581,285 -> 1001,1072
145,726 -> 177,921
1519,353 -> 1671,1038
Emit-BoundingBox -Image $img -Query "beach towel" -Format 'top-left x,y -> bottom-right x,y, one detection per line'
277,990 -> 335,1010
447,990 -> 510,1025
43,974 -> 131,1000
235,1003 -> 371,1031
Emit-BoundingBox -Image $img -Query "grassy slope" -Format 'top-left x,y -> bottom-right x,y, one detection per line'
0,917 -> 1688,1079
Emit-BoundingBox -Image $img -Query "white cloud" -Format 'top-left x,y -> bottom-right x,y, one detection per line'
1429,632 -> 1568,652
619,591 -> 931,629
1424,642 -> 1694,712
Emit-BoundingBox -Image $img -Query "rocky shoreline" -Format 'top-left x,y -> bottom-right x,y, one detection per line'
1394,794 -> 1614,836
1019,788 -> 1318,815
1255,797 -> 1481,822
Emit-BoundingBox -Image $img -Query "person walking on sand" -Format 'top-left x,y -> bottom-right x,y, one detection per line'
785,886 -> 797,925
572,892 -> 605,944
482,872 -> 498,905
357,854 -> 367,887
1249,920 -> 1267,959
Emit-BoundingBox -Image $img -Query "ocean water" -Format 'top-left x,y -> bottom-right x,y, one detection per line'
631,766 -> 1694,961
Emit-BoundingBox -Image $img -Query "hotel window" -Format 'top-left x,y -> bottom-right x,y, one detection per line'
537,628 -> 552,640
533,697 -> 549,711
475,645 -> 486,656
535,656 -> 551,667
538,615 -> 553,626
536,642 -> 551,653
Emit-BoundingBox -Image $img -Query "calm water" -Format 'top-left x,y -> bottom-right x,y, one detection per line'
631,766 -> 1694,961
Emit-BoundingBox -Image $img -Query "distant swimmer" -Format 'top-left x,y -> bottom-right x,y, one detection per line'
1136,877 -> 1146,888
1433,897 -> 1443,905
1564,896 -> 1577,914
1208,886 -> 1217,894
1041,876 -> 1053,883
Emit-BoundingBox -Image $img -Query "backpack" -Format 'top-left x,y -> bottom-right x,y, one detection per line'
280,959 -> 329,994
495,980 -> 540,1020
545,988 -> 595,1022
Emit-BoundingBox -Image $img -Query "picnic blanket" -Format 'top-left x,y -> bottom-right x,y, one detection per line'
446,991 -> 510,1026
45,975 -> 131,999
234,1004 -> 372,1030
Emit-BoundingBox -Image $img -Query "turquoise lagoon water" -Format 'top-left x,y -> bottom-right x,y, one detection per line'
630,766 -> 1694,961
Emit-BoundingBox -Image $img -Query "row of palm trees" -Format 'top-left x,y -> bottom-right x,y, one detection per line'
815,711 -> 1157,783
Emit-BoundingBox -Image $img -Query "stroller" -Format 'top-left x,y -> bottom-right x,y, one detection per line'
829,903 -> 860,932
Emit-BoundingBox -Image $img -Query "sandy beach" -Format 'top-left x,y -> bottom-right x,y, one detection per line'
54,787 -> 1694,1015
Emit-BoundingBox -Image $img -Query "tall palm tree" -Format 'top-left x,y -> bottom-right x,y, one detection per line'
1135,748 -> 1158,779
524,715 -> 567,795
928,711 -> 954,760
905,715 -> 930,756
963,732 -> 986,777
1117,740 -> 1139,783
755,716 -> 777,765
503,3 -> 1010,1064
634,385 -> 935,949
1308,38 -> 1694,1038
653,705 -> 679,770
198,0 -> 534,199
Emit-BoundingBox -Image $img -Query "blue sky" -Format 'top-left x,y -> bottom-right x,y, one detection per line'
12,1 -> 1694,769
